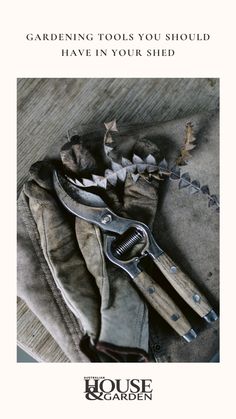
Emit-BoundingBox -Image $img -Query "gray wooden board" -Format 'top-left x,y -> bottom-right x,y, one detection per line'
17,78 -> 219,194
17,298 -> 70,362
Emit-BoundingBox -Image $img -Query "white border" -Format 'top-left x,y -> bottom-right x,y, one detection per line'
1,1 -> 235,417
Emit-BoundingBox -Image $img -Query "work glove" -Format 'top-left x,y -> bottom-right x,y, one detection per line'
23,132 -> 160,361
24,173 -> 101,345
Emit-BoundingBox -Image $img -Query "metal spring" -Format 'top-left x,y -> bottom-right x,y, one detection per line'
112,227 -> 144,258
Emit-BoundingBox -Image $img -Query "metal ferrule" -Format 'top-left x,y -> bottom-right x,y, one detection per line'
183,328 -> 197,343
203,309 -> 218,323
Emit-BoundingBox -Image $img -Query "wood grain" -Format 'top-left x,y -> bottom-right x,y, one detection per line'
17,298 -> 70,362
17,78 -> 219,194
133,271 -> 192,336
153,253 -> 212,317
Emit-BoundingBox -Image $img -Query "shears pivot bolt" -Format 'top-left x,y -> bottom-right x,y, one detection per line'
101,214 -> 112,224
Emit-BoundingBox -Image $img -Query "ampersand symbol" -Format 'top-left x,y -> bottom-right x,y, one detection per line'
85,390 -> 103,400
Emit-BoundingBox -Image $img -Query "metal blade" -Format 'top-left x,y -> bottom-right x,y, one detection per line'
53,170 -> 133,234
54,170 -> 107,208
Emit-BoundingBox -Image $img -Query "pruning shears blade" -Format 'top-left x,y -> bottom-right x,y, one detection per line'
53,170 -> 107,208
52,169 -> 132,234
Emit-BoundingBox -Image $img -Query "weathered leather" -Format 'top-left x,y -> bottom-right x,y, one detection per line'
17,191 -> 89,362
24,180 -> 101,343
19,135 -> 160,361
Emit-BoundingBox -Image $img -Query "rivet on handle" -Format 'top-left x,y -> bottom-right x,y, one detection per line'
171,313 -> 180,321
193,294 -> 201,303
148,286 -> 155,294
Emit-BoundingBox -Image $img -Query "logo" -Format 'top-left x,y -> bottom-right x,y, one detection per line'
84,377 -> 153,401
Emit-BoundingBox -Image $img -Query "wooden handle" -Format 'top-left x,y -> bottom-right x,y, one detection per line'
133,271 -> 193,337
153,252 -> 212,317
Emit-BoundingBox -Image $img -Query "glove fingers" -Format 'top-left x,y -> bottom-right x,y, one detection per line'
98,263 -> 149,358
122,174 -> 158,227
75,218 -> 110,308
60,132 -> 110,177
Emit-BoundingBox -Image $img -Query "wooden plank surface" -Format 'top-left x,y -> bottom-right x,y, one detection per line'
17,78 -> 219,193
17,298 -> 70,363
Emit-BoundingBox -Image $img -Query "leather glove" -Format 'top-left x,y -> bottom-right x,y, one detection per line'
24,166 -> 101,348
23,132 -> 160,361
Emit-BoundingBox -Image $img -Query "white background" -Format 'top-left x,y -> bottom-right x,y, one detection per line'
1,0 -> 235,417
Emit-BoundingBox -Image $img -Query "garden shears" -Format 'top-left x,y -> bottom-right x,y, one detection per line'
53,169 -> 218,342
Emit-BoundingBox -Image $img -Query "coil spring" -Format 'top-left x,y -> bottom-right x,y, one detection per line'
112,227 -> 144,259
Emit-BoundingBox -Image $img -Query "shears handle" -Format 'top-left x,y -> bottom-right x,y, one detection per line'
133,271 -> 196,341
152,252 -> 217,322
